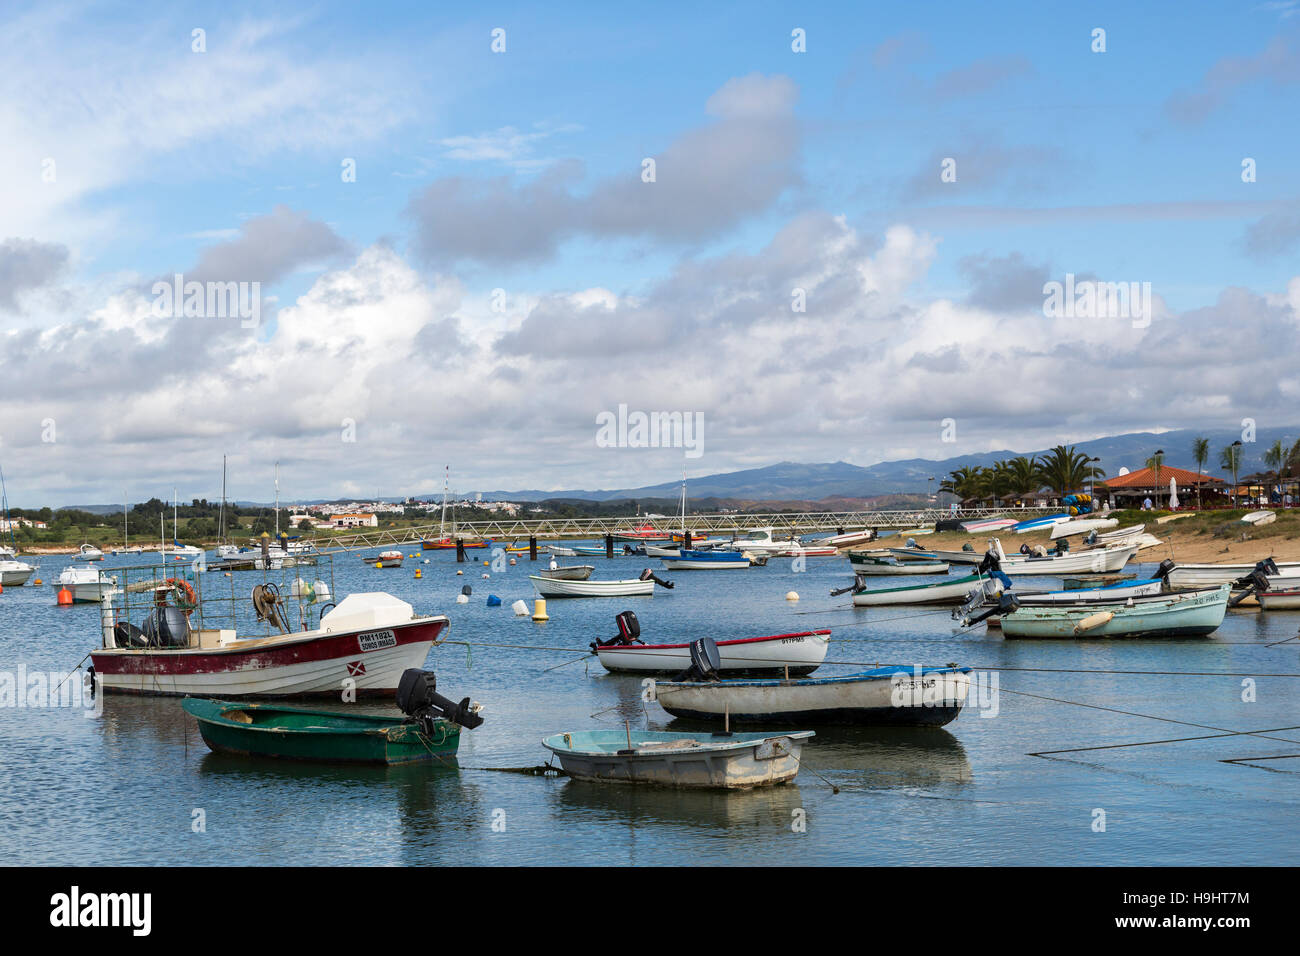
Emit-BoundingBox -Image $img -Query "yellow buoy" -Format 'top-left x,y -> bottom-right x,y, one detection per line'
785,591 -> 799,602
531,598 -> 549,622
414,569 -> 422,579
456,570 -> 463,576
375,561 -> 383,568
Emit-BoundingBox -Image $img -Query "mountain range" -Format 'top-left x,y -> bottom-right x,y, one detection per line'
63,425 -> 1298,511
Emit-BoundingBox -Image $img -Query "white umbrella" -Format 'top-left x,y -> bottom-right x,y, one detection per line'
1168,476 -> 1180,510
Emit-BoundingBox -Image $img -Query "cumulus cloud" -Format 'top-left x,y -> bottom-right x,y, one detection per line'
187,205 -> 351,285
407,73 -> 802,267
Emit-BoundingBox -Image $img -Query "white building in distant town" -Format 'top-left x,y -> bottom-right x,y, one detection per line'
0,517 -> 47,531
330,512 -> 378,528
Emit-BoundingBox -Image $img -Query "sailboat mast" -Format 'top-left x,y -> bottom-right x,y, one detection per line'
440,465 -> 449,538
123,493 -> 128,550
173,488 -> 178,546
219,456 -> 227,544
274,462 -> 280,538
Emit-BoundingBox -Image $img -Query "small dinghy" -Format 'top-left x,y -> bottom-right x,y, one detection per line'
847,572 -> 987,607
591,610 -> 829,676
542,728 -> 813,789
848,553 -> 949,575
362,550 -> 404,567
536,564 -> 595,581
660,549 -> 754,570
182,668 -> 483,764
529,568 -> 671,598
654,640 -> 971,727
994,584 -> 1230,639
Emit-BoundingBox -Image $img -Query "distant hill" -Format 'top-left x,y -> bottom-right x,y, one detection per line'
59,425 -> 1298,510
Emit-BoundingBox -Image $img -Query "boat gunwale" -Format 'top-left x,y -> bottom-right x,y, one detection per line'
595,629 -> 831,652
653,664 -> 972,691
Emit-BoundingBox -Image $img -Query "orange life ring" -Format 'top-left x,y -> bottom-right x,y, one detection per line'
158,577 -> 198,615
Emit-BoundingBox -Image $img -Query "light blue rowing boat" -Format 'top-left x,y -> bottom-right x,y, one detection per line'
1000,584 -> 1229,639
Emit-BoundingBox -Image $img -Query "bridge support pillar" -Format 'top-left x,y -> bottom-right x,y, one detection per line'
605,534 -> 614,559
456,538 -> 465,562
529,535 -> 537,560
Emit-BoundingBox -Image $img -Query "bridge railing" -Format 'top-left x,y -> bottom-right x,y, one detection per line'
292,506 -> 1059,553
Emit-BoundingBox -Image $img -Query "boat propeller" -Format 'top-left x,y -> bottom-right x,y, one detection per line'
1228,558 -> 1283,607
396,668 -> 484,730
960,591 -> 1020,628
639,568 -> 675,589
830,572 -> 868,598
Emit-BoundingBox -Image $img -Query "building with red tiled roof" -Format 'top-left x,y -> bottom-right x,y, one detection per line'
1097,465 -> 1225,508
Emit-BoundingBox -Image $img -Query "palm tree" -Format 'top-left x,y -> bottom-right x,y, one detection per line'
939,466 -> 984,501
1220,443 -> 1244,507
1004,456 -> 1044,498
1038,445 -> 1106,500
1191,437 -> 1210,510
1263,439 -> 1286,476
1145,450 -> 1165,508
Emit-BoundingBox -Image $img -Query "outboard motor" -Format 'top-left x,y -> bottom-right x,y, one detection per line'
830,572 -> 867,598
1054,538 -> 1070,553
1154,558 -> 1175,583
396,668 -> 484,730
1083,530 -> 1098,546
638,568 -> 675,589
141,606 -> 190,647
590,610 -> 642,652
962,591 -> 1021,628
671,637 -> 722,682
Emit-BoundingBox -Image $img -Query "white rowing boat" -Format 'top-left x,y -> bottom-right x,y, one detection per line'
593,629 -> 831,676
1166,560 -> 1300,588
848,553 -> 949,575
1049,517 -> 1118,540
529,575 -> 655,598
653,665 -> 971,727
994,541 -> 1138,576
853,572 -> 987,606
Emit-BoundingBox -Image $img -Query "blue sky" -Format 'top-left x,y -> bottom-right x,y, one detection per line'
2,1 -> 1299,504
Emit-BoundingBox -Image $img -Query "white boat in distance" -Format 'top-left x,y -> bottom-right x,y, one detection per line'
536,564 -> 595,581
1049,517 -> 1119,540
852,573 -> 986,607
529,575 -> 655,598
594,629 -> 831,677
660,550 -> 754,570
56,565 -> 117,603
848,553 -> 949,575
78,543 -> 105,561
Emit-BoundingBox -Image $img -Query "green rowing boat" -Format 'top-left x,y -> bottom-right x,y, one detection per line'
183,697 -> 462,765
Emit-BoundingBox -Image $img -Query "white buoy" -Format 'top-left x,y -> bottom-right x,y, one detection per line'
456,593 -> 469,604
511,599 -> 529,616
785,591 -> 799,602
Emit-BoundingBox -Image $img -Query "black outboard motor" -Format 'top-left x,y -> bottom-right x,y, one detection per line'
591,610 -> 642,652
1053,538 -> 1070,553
141,606 -> 190,647
830,572 -> 867,598
638,568 -> 675,589
963,591 -> 1020,628
671,637 -> 722,682
396,669 -> 484,730
1154,558 -> 1176,584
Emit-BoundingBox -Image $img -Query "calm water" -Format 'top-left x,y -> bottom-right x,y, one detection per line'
2,548 -> 1297,866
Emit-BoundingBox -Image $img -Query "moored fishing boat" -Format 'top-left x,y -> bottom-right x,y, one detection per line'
0,555 -> 36,586
1257,587 -> 1300,610
362,550 -> 404,567
542,729 -> 813,789
999,584 -> 1229,639
590,612 -> 830,676
851,572 -> 987,607
182,668 -> 482,764
890,545 -> 984,566
89,563 -> 448,697
529,574 -> 656,598
848,553 -> 949,575
993,541 -> 1138,576
825,529 -> 876,549
537,564 -> 595,581
78,543 -> 105,561
654,664 -> 972,727
1166,559 -> 1300,588
660,549 -> 754,570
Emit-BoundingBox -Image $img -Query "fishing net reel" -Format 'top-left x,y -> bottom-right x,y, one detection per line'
590,610 -> 642,652
252,583 -> 290,634
396,669 -> 484,731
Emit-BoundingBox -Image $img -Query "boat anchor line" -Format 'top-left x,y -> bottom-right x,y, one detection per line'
1219,753 -> 1300,773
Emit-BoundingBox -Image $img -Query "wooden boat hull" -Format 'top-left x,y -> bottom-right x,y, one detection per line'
542,730 -> 812,789
655,666 -> 971,727
422,539 -> 488,550
595,630 -> 831,677
182,698 -> 461,765
1001,585 -> 1229,639
853,573 -> 986,606
91,617 -> 446,697
529,575 -> 654,598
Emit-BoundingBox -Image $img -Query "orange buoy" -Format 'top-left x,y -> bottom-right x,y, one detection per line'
57,587 -> 73,606
0,583 -> 4,595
